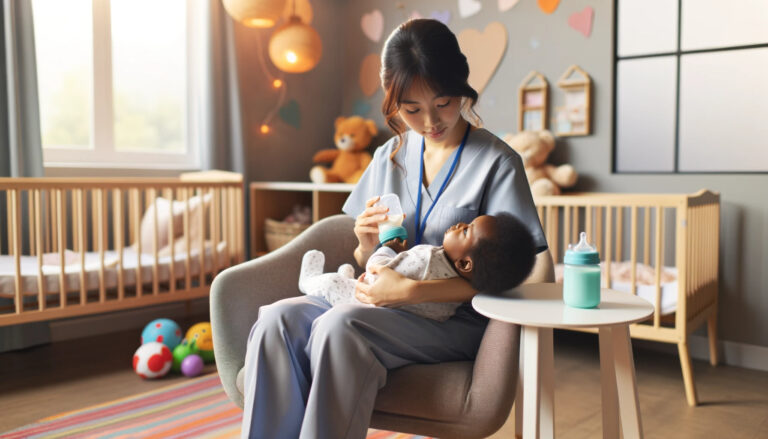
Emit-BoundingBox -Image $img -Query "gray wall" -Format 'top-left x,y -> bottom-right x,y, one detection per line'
239,0 -> 768,349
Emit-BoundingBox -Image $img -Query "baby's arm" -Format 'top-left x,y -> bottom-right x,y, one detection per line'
366,246 -> 399,272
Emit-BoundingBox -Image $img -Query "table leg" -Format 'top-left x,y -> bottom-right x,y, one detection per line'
522,326 -> 554,439
599,327 -> 619,439
516,342 -> 524,439
612,324 -> 644,439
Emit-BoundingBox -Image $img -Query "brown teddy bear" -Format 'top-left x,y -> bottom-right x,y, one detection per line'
503,130 -> 578,196
310,116 -> 376,184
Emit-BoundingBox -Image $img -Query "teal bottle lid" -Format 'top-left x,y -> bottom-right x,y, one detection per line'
564,232 -> 600,265
379,226 -> 408,245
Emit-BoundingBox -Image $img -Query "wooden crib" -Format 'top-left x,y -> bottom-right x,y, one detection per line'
0,171 -> 245,327
534,189 -> 720,406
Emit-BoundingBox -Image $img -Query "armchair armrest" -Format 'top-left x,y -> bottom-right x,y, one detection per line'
211,214 -> 357,405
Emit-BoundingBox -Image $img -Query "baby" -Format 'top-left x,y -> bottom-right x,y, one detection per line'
298,213 -> 536,321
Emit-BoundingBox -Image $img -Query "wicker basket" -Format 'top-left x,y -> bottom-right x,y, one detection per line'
264,218 -> 310,252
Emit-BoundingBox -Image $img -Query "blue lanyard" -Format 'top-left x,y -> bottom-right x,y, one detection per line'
414,123 -> 471,245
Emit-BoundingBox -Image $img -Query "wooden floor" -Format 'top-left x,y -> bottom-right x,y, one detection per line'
2,326 -> 767,438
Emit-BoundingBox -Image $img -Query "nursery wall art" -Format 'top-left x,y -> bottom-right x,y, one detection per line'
457,21 -> 508,95
517,70 -> 549,131
554,64 -> 592,136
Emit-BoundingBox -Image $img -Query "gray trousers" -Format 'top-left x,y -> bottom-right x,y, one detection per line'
241,295 -> 487,439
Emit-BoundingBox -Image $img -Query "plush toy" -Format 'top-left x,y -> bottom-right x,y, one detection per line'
310,116 -> 376,184
141,318 -> 183,350
133,342 -> 173,379
503,130 -> 578,196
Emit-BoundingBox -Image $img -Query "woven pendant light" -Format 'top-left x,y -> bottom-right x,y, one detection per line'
268,15 -> 322,73
222,0 -> 286,28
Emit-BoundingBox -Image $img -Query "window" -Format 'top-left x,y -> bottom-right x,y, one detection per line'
614,0 -> 768,173
33,0 -> 203,169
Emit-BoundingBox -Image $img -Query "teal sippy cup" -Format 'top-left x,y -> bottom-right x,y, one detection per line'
563,232 -> 601,308
374,193 -> 407,245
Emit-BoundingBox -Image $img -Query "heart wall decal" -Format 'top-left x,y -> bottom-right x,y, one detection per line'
359,53 -> 381,97
458,0 -> 482,19
361,9 -> 383,42
457,22 -> 508,94
498,0 -> 520,12
279,99 -> 301,129
430,10 -> 451,25
568,6 -> 594,37
537,0 -> 560,14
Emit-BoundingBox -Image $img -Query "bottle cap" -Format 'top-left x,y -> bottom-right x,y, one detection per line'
379,226 -> 408,245
564,232 -> 600,265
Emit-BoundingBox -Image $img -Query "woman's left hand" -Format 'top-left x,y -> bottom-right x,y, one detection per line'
355,265 -> 416,307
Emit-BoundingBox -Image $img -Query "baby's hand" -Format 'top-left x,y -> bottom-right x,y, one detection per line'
383,238 -> 407,253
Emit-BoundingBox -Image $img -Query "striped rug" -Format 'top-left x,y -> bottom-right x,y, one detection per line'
1,373 -> 431,439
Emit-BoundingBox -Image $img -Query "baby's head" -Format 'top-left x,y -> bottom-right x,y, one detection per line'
443,213 -> 536,294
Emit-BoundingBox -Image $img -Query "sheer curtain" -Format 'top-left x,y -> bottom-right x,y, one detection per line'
0,0 -> 50,352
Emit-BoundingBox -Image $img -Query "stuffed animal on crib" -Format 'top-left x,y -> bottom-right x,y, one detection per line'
309,116 -> 376,184
503,130 -> 578,196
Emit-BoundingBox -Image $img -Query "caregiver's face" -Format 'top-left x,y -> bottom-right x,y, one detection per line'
397,79 -> 463,147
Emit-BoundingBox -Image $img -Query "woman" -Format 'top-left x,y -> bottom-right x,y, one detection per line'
242,19 -> 547,439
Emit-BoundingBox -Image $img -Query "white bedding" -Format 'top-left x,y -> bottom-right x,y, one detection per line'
555,261 -> 679,315
0,242 -> 228,297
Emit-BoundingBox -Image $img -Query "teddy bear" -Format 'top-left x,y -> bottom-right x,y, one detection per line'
309,116 -> 377,184
503,130 -> 578,196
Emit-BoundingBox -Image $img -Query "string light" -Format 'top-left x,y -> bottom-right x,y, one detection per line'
260,124 -> 271,134
272,79 -> 283,88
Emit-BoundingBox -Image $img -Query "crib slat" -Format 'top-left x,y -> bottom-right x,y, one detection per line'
184,188 -> 192,289
35,190 -> 45,310
630,206 -> 637,295
11,190 -> 22,315
585,205 -> 592,244
654,206 -> 663,327
644,206 -> 651,266
573,206 -> 580,245
57,189 -> 66,307
44,190 -> 50,253
547,206 -> 558,264
595,206 -> 603,256
98,188 -> 107,302
133,188 -> 142,298
605,206 -> 613,288
222,188 -> 230,265
114,188 -> 125,301
151,188 -> 160,296
198,187 -> 206,287
616,207 -> 624,262
27,190 -> 34,256
166,187 -> 176,295
51,190 -> 58,253
79,190 -> 87,305
212,187 -> 221,276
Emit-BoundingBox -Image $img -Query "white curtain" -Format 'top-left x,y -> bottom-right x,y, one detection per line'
0,0 -> 50,352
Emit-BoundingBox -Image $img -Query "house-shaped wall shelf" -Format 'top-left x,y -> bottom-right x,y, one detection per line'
517,71 -> 549,132
555,64 -> 592,136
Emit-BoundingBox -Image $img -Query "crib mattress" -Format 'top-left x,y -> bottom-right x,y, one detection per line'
0,242 -> 228,297
555,261 -> 678,315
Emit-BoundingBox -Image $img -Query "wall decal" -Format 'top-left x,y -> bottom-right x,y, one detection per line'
530,37 -> 541,49
410,10 -> 423,20
430,10 -> 451,24
537,0 -> 560,14
568,6 -> 594,37
498,0 -> 520,12
359,53 -> 381,97
518,71 -> 549,131
279,99 -> 301,129
457,22 -> 507,94
458,0 -> 482,18
352,99 -> 372,116
361,9 -> 384,42
555,65 -> 592,136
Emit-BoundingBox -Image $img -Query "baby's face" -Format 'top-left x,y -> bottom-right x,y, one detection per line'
443,215 -> 496,262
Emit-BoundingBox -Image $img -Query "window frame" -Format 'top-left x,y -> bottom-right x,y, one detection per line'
40,0 -> 201,171
612,0 -> 768,174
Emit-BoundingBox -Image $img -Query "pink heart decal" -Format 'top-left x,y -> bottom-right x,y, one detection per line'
361,10 -> 383,42
568,6 -> 594,37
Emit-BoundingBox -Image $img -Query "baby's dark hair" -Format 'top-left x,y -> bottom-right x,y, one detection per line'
469,213 -> 536,294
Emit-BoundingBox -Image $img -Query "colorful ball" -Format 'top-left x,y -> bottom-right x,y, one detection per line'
185,322 -> 213,351
172,339 -> 200,373
133,342 -> 173,379
181,354 -> 204,377
141,318 -> 183,350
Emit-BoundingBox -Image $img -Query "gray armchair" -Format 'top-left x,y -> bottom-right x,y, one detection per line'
211,214 -> 554,438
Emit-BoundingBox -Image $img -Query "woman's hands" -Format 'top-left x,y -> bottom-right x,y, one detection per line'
355,265 -> 416,307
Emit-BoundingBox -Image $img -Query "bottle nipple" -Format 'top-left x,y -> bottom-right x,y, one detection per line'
570,232 -> 595,252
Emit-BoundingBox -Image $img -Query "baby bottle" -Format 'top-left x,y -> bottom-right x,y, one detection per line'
563,232 -> 601,308
374,193 -> 407,245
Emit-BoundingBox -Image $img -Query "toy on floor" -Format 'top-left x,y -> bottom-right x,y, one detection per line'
141,318 -> 183,350
181,354 -> 205,377
172,339 -> 201,373
186,322 -> 215,363
133,341 -> 173,379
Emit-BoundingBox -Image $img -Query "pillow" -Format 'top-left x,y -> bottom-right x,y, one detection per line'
136,193 -> 211,253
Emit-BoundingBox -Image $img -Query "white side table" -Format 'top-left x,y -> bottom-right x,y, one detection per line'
472,283 -> 653,439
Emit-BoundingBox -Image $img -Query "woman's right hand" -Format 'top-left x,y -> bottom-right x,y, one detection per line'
354,196 -> 388,254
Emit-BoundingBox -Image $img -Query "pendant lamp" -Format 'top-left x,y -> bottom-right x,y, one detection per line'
268,15 -> 322,73
222,0 -> 286,28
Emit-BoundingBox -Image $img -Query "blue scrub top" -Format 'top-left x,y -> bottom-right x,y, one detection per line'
342,128 -> 548,253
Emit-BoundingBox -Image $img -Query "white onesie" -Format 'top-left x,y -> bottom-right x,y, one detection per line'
298,245 -> 462,321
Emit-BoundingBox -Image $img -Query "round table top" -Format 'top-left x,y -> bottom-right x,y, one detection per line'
472,283 -> 654,329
